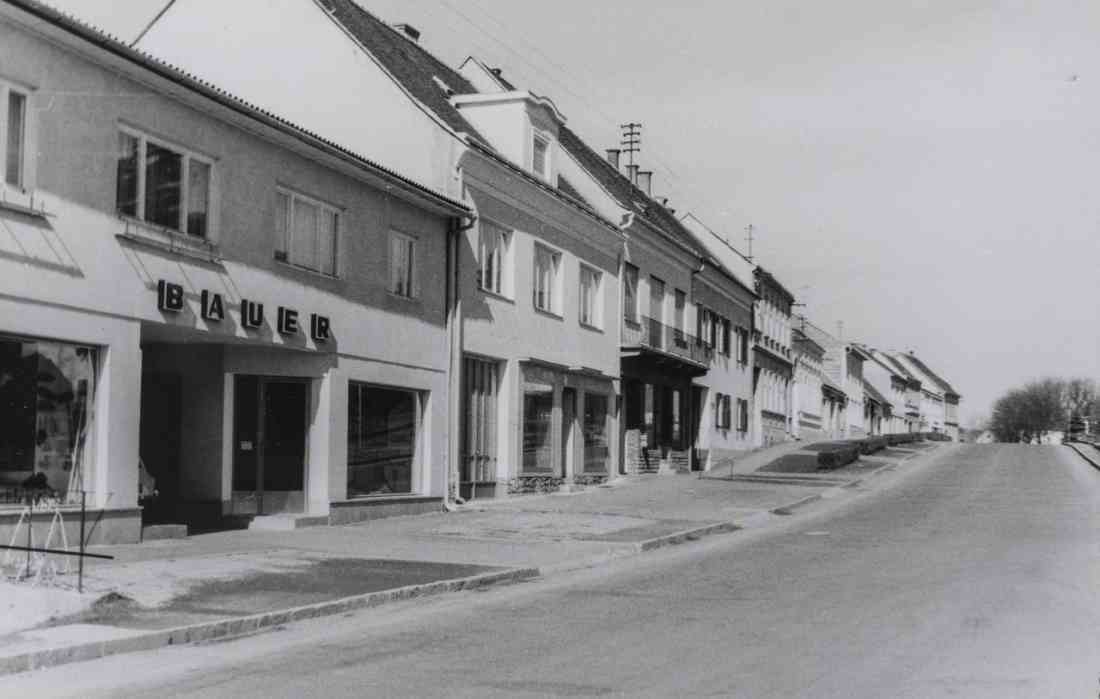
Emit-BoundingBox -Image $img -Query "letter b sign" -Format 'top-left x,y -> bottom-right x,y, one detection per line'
157,280 -> 185,313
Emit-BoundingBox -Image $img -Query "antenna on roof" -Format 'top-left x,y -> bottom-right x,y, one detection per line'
620,122 -> 642,168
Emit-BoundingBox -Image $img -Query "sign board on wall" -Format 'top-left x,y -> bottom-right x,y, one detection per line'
156,279 -> 331,342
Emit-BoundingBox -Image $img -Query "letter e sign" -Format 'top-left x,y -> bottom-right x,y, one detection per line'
278,307 -> 299,335
157,280 -> 185,312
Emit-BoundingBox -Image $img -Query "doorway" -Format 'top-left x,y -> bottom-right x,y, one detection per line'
139,371 -> 182,523
561,387 -> 576,476
232,375 -> 309,515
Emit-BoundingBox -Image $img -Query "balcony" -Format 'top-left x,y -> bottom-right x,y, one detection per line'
622,315 -> 712,370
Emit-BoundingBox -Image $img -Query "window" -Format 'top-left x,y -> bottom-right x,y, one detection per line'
0,336 -> 98,503
738,398 -> 750,432
649,276 -> 665,323
714,393 -> 731,429
674,289 -> 686,343
623,263 -> 639,323
463,357 -> 499,484
722,318 -> 732,357
532,132 -> 550,179
697,306 -> 711,347
522,386 -> 554,473
533,244 -> 561,313
579,264 -> 602,328
389,232 -> 417,298
115,129 -> 212,237
582,393 -> 610,474
347,383 -> 418,497
274,189 -> 339,276
479,221 -> 510,295
4,88 -> 27,188
736,327 -> 749,364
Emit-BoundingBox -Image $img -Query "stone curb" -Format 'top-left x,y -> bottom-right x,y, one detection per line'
636,521 -> 741,551
0,566 -> 538,677
1067,443 -> 1100,471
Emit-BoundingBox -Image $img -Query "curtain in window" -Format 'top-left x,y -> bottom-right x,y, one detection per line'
463,357 -> 498,483
186,160 -> 210,237
623,265 -> 638,321
319,209 -> 337,275
116,133 -> 140,217
292,199 -> 319,271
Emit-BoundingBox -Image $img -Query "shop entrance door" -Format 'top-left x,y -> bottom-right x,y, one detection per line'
232,375 -> 308,515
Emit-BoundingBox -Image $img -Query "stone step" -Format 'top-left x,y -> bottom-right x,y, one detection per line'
247,514 -> 329,531
141,523 -> 188,541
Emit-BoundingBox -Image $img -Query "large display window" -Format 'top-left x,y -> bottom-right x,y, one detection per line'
0,335 -> 98,502
347,383 -> 418,497
583,393 -> 610,474
522,386 -> 554,473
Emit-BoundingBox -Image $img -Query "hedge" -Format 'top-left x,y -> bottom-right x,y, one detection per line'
817,444 -> 861,469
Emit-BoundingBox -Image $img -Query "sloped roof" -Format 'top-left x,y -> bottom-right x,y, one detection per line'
556,174 -> 591,207
862,379 -> 891,407
822,374 -> 847,398
557,126 -> 700,253
901,353 -> 960,397
319,0 -> 488,144
868,348 -> 919,384
11,0 -> 469,214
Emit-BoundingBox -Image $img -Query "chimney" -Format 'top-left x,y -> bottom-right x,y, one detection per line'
626,163 -> 639,185
636,170 -> 653,196
606,148 -> 620,170
656,196 -> 669,207
394,23 -> 420,42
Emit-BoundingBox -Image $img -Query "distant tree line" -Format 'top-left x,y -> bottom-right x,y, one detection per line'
989,377 -> 1097,443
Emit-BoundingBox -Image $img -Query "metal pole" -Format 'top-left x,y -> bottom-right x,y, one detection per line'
25,496 -> 32,580
78,491 -> 86,593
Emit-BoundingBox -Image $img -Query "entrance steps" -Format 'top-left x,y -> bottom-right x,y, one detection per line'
247,514 -> 329,531
141,524 -> 189,541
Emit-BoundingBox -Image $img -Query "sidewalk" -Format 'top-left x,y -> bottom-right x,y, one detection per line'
0,440 -> 947,676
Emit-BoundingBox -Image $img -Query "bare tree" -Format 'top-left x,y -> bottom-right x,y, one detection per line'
1062,377 -> 1097,419
990,378 -> 1068,443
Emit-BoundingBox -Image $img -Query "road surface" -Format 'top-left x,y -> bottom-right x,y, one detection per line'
11,444 -> 1100,697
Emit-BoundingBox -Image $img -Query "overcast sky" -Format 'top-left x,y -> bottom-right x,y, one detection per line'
46,0 -> 1100,424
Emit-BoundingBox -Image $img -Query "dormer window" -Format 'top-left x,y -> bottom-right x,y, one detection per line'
532,131 -> 550,180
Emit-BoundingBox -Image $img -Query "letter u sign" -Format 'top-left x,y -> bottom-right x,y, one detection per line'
241,299 -> 264,329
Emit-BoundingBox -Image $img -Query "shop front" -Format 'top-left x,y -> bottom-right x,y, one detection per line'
516,361 -> 616,490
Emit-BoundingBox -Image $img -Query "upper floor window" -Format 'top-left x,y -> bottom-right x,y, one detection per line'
532,132 -> 550,180
579,263 -> 602,328
117,128 -> 212,238
623,263 -> 639,323
649,276 -> 665,323
3,86 -> 28,189
533,243 -> 561,314
389,231 -> 417,298
673,289 -> 686,343
275,189 -> 339,276
736,326 -> 750,364
479,220 -> 511,296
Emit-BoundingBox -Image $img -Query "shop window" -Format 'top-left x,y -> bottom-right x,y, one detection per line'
4,86 -> 27,188
346,383 -> 418,497
116,128 -> 212,237
389,231 -> 417,298
478,221 -> 511,296
583,393 -> 610,474
522,386 -> 554,473
579,263 -> 602,328
275,189 -> 339,276
0,336 -> 97,503
533,244 -> 561,314
623,263 -> 639,323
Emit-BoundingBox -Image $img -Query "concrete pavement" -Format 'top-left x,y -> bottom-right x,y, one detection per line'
0,439 -> 940,676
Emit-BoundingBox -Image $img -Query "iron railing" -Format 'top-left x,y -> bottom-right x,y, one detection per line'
622,315 -> 712,366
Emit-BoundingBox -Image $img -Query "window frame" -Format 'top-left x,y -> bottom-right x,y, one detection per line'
388,230 -> 418,299
623,263 -> 639,324
116,125 -> 215,239
532,242 -> 562,315
478,219 -> 512,297
274,186 -> 342,277
1,82 -> 31,191
531,130 -> 552,181
579,262 -> 603,329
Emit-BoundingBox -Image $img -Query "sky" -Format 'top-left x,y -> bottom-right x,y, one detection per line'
44,0 -> 1100,425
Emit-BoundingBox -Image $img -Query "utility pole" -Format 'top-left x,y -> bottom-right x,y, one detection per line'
620,123 -> 641,167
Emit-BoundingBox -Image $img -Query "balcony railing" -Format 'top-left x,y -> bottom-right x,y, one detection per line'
622,315 -> 713,366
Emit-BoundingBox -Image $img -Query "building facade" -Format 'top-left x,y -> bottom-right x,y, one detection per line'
0,2 -> 469,542
752,268 -> 795,447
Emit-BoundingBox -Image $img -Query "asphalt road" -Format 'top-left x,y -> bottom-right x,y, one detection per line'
12,444 -> 1100,698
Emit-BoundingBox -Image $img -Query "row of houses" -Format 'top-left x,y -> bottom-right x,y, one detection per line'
0,0 -> 960,544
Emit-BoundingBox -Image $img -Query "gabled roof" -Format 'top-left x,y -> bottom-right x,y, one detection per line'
900,353 -> 960,398
754,266 -> 796,304
319,0 -> 488,144
9,0 -> 469,215
865,347 -> 919,384
557,126 -> 701,253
